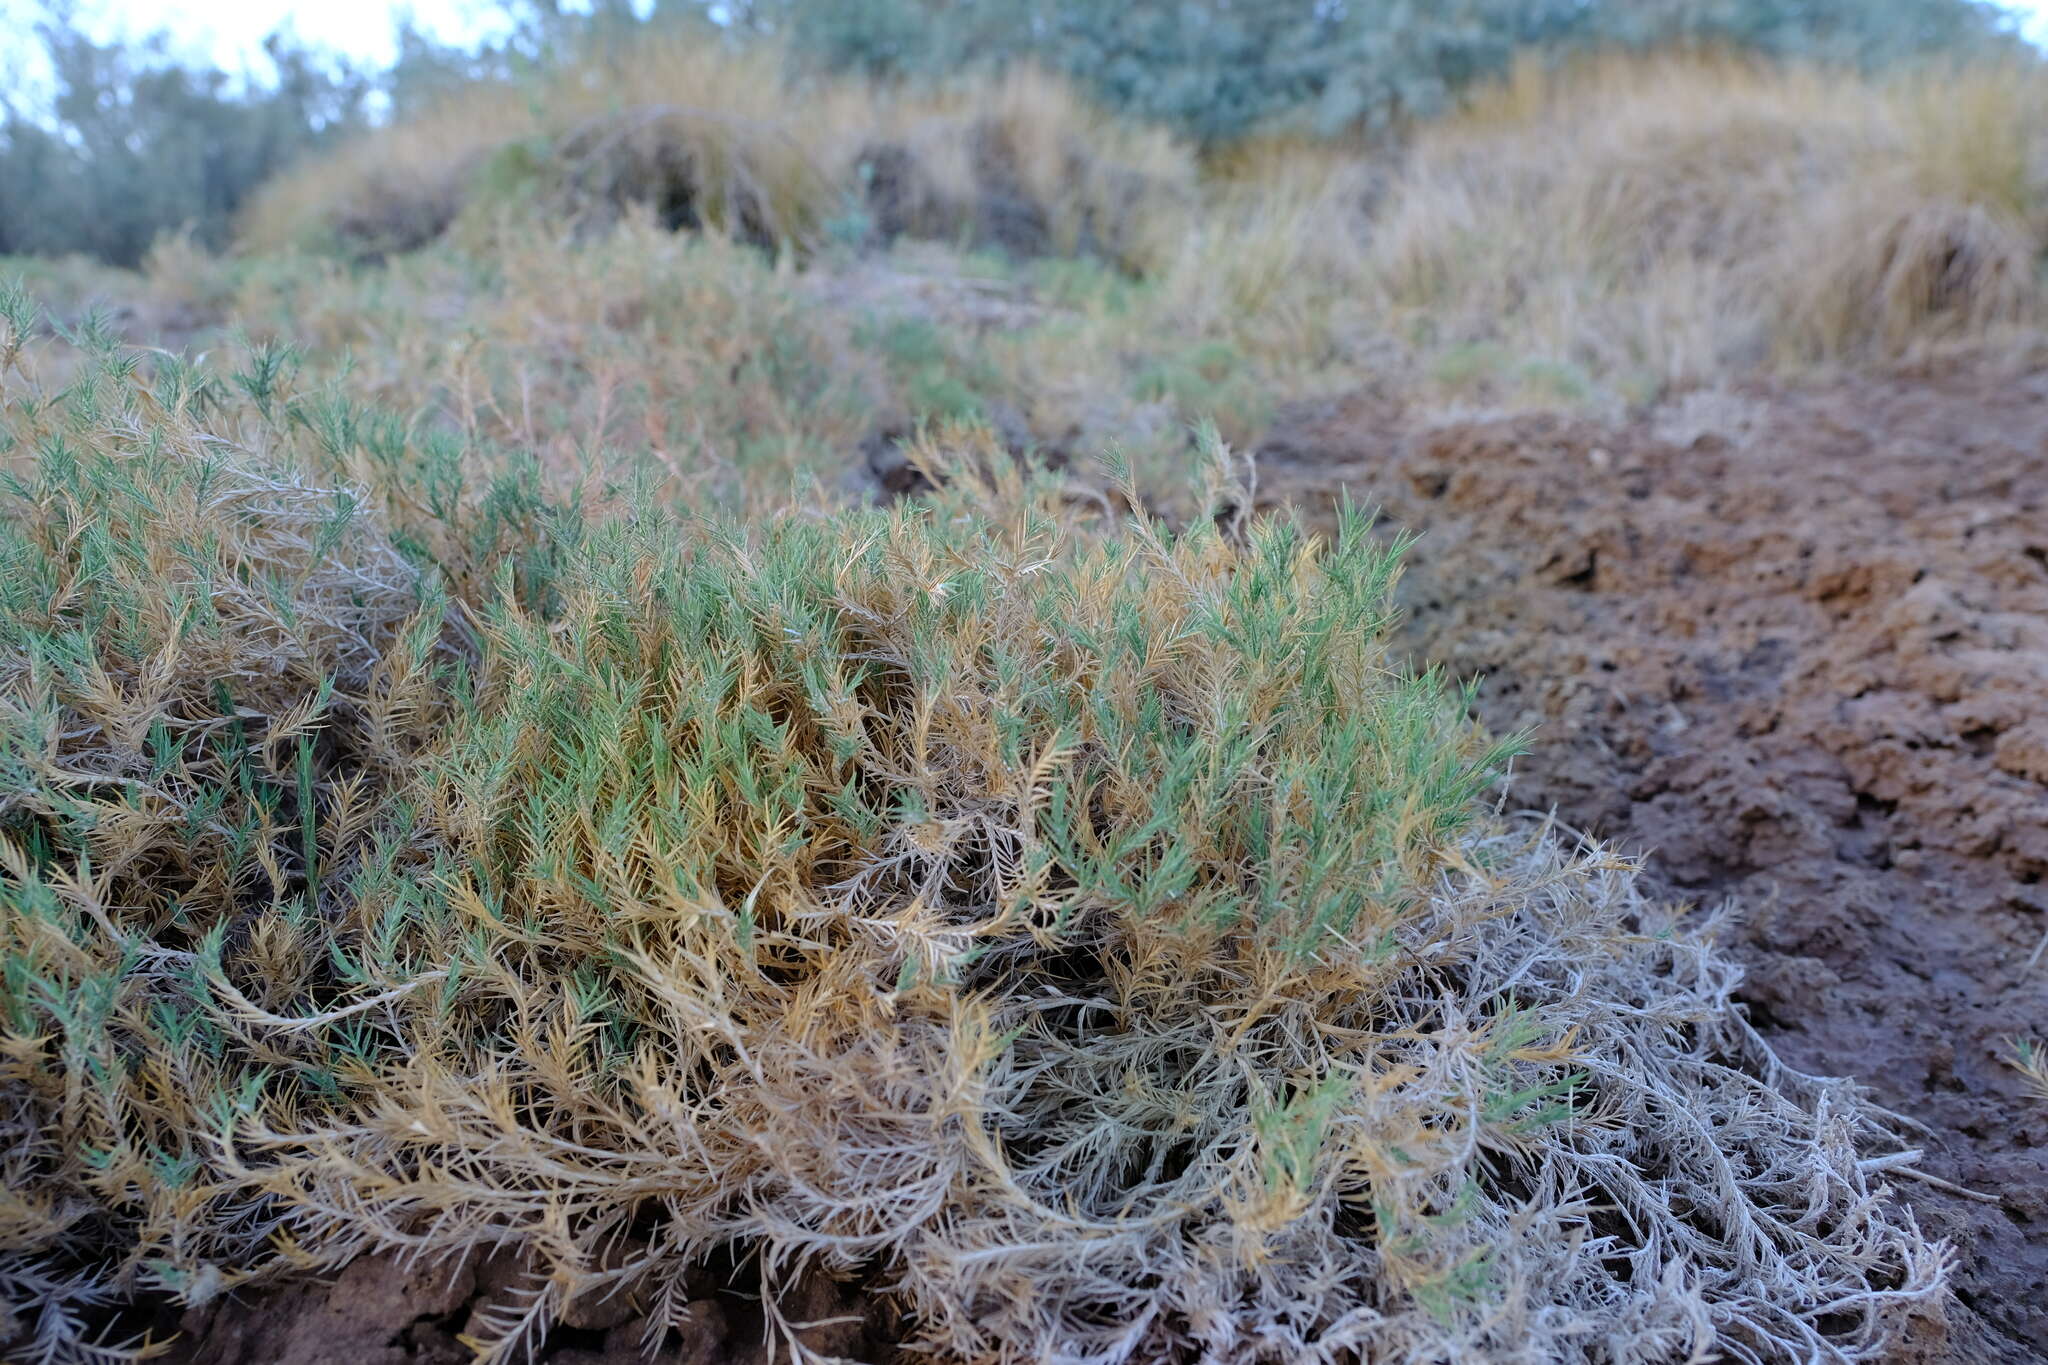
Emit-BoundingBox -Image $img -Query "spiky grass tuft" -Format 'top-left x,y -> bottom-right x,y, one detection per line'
2016,1039 -> 2048,1104
1369,50 -> 2048,390
0,312 -> 1948,1362
0,286 -> 451,1359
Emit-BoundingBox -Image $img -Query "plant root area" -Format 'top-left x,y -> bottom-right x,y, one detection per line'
1252,362 -> 2048,1362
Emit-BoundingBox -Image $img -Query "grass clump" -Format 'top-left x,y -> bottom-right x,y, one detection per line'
857,64 -> 1195,275
0,291 -> 450,1355
241,36 -> 863,261
209,48 -> 2048,505
1371,51 -> 2048,387
222,223 -> 889,516
240,36 -> 1195,275
0,312 -> 1948,1362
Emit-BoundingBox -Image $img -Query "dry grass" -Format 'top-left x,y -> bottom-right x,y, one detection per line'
243,38 -> 849,258
859,64 -> 1196,274
241,37 -> 1194,274
0,302 -> 451,1356
1369,51 -> 2048,393
10,42 -> 2048,1364
0,287 -> 1952,1363
231,46 -> 2048,455
2016,1039 -> 2048,1103
218,221 -> 890,520
974,49 -> 2048,431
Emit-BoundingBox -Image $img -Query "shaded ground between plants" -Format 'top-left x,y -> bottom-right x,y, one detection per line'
1252,362 -> 2048,1362
162,1250 -> 891,1365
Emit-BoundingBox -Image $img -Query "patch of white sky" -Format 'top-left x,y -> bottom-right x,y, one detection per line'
0,1 -> 655,109
2,0 -> 2045,106
4,1 -> 506,76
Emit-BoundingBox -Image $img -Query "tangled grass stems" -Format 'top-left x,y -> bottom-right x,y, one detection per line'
0,309 -> 1948,1363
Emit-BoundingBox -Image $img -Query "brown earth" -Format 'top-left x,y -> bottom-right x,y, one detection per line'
1252,362 -> 2048,1362
161,1249 -> 894,1365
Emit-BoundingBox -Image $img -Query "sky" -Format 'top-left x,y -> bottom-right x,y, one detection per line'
2,0 -> 2045,91
2,1 -> 530,80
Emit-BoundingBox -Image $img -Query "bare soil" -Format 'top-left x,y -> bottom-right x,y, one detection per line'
1252,363 -> 2048,1362
164,1250 -> 892,1365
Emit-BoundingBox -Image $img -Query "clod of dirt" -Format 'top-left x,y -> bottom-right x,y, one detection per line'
1252,362 -> 2048,1361
161,1250 -> 903,1365
171,1251 -> 488,1365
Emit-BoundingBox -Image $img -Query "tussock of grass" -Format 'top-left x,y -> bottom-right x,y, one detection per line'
242,39 -> 841,260
1372,51 -> 2048,385
861,65 -> 1195,274
0,307 -> 1947,1362
223,223 -> 892,516
215,47 -> 2048,510
0,294 -> 451,1355
241,37 -> 1195,273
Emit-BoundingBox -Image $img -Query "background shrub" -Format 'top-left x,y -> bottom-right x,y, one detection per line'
0,20 -> 372,265
0,0 -> 2029,269
748,0 -> 2025,143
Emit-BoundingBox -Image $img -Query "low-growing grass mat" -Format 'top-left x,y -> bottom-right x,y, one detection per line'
0,297 -> 1945,1362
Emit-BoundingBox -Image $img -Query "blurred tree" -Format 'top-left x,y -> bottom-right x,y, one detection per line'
741,0 -> 2027,143
0,9 -> 371,263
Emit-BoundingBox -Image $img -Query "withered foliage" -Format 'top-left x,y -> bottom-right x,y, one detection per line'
0,295 -> 1947,1363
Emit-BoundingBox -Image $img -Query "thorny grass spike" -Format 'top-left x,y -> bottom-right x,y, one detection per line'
0,314 -> 1949,1363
